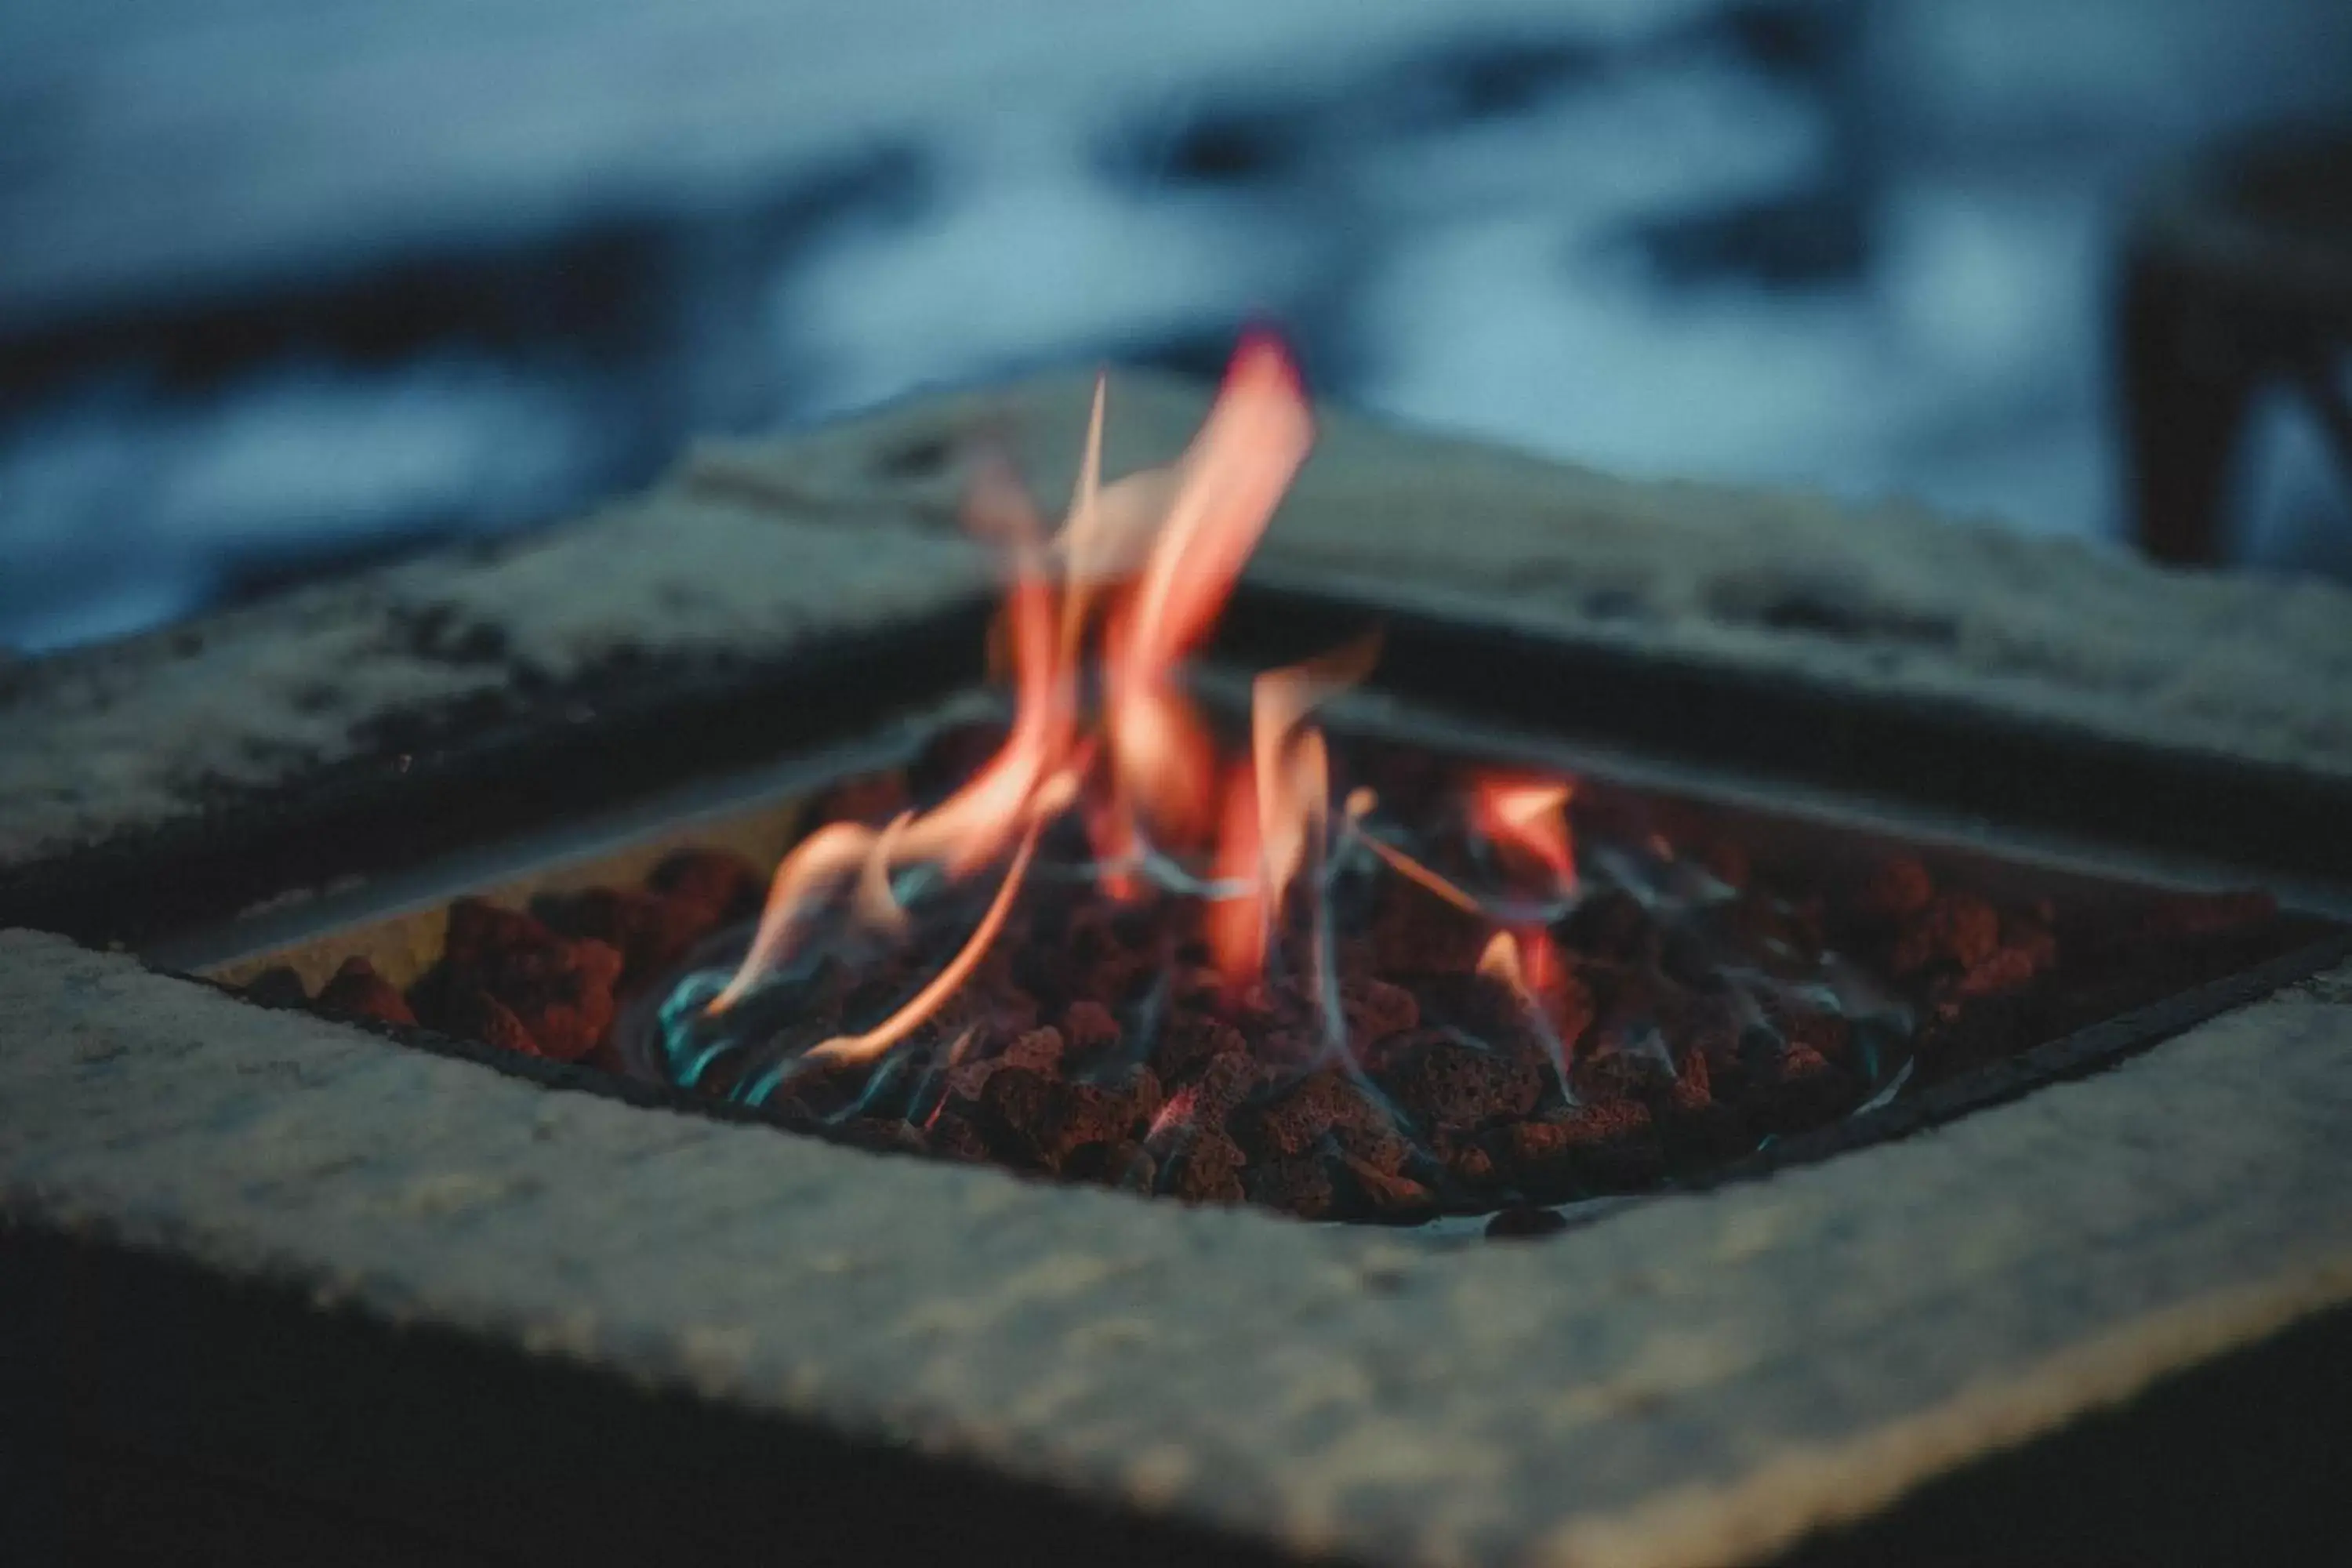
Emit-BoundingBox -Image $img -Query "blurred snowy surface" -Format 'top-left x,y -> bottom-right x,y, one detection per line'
2,0 -> 2348,651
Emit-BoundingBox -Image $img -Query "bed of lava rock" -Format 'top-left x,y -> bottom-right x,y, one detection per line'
251,764 -> 2291,1227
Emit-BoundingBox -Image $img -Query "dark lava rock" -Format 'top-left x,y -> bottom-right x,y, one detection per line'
437,985 -> 545,1059
427,899 -> 625,1062
1343,977 -> 1421,1047
1152,1013 -> 1250,1083
1376,1030 -> 1542,1133
1746,1042 -> 1855,1134
1891,892 -> 2002,977
1060,998 -> 1123,1054
314,956 -> 416,1027
1159,1129 -> 1249,1204
1232,1067 -> 1394,1160
1337,1150 -> 1439,1223
1856,855 -> 1934,919
1558,888 -> 1660,966
646,848 -> 766,923
1245,1153 -> 1338,1220
534,885 -> 713,989
242,966 -> 311,1011
1484,1101 -> 1662,1195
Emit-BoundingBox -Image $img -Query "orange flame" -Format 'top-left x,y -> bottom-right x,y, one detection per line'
706,330 -> 1618,1105
710,495 -> 1069,1011
1201,638 -> 1381,993
1472,774 -> 1577,892
804,798 -> 1048,1068
1476,929 -> 1526,988
1102,333 -> 1314,853
714,335 -> 1343,1049
1204,760 -> 1267,989
1478,927 -> 1573,1076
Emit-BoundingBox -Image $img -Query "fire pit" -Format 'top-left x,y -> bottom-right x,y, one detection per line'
8,347 -> 2352,1567
205,715 -> 2333,1233
157,339 -> 2340,1236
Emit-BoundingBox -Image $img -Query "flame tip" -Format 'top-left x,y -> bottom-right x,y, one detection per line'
1227,328 -> 1306,394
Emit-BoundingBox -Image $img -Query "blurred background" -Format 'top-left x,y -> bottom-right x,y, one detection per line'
3,0 -> 2349,654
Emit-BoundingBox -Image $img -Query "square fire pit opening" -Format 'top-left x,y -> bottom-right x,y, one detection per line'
154,589 -> 2349,1238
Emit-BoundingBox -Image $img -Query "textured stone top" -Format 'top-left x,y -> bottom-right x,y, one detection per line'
7,368 -> 2352,869
696,372 -> 2352,774
5,933 -> 2351,1568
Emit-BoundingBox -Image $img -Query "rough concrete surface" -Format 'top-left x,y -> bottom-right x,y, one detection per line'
693,370 -> 2352,775
5,932 -> 2352,1568
8,368 -> 2352,869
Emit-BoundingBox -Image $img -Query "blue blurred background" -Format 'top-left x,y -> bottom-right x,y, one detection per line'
3,0 -> 2349,653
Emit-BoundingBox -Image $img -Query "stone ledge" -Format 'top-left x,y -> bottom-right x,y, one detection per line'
6,930 -> 2350,1568
0,500 -> 983,869
692,371 -> 2352,778
7,370 -> 2350,870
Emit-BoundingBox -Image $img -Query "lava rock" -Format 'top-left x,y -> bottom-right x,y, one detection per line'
1369,895 -> 1492,975
1485,1101 -> 1662,1195
483,937 -> 623,1062
1244,1153 -> 1339,1220
646,848 -> 766,923
1063,1138 -> 1154,1190
534,884 -> 713,989
927,1109 -> 991,1163
970,1066 -> 1064,1169
314,956 -> 416,1027
424,900 -> 626,1062
1747,1042 -> 1854,1134
1000,1025 -> 1067,1073
437,985 -> 544,1058
1145,1052 -> 1263,1152
1697,838 -> 1751,891
1060,998 -> 1122,1054
1337,1150 -> 1439,1223
1954,944 -> 2042,999
1891,892 -> 2002,976
441,898 -> 550,970
1376,1030 -> 1542,1132
241,966 -> 311,1011
1558,888 -> 1659,966
1343,977 -> 1421,1047
1857,855 -> 1934,918
1232,1067 -> 1394,1160
1158,1129 -> 1248,1204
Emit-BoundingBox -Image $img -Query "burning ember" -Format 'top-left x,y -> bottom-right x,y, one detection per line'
255,335 -> 2305,1225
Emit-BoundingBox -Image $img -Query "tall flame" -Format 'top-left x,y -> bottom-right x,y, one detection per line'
1472,775 -> 1577,893
714,335 -> 1338,1042
706,332 -> 1596,1097
1479,927 -> 1573,1080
